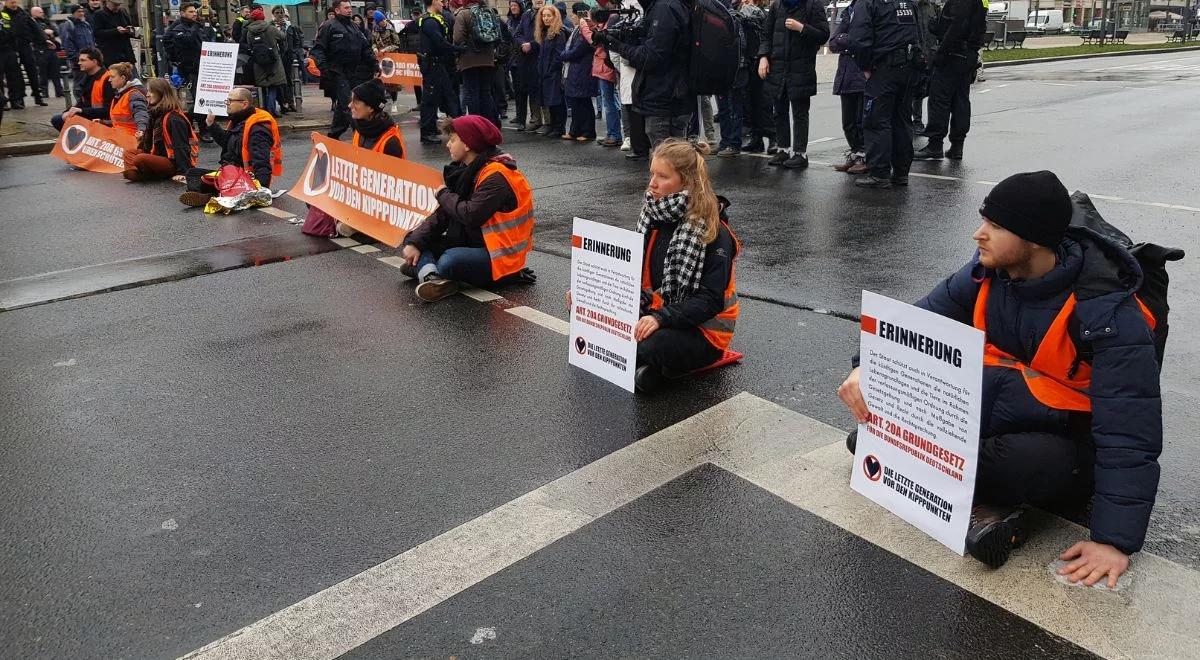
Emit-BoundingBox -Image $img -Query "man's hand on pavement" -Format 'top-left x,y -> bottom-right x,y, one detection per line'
1058,541 -> 1130,589
837,366 -> 870,422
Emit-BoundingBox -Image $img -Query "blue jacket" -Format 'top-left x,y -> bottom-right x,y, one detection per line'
533,31 -> 567,107
828,2 -> 865,95
916,227 -> 1162,555
60,17 -> 96,61
561,27 -> 597,99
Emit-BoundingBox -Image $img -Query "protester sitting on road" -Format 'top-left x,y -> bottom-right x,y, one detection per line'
837,171 -> 1162,586
179,86 -> 283,207
349,79 -> 406,158
399,115 -> 535,303
105,61 -> 148,137
532,4 -> 568,138
632,138 -> 740,393
52,47 -> 113,130
122,78 -> 198,182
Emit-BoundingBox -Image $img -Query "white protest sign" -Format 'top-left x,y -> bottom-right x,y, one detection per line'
194,41 -> 239,116
569,218 -> 644,392
850,290 -> 984,555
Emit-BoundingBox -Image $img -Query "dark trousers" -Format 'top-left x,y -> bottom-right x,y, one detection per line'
629,105 -> 650,156
862,61 -> 914,178
839,92 -> 864,153
492,66 -> 507,118
546,102 -> 567,134
716,87 -> 744,150
185,167 -> 219,194
567,95 -> 595,138
742,71 -> 774,146
924,53 -> 975,148
38,49 -> 62,97
509,66 -> 528,125
976,431 -> 1094,513
773,87 -> 811,153
461,66 -> 498,126
279,56 -> 295,107
327,73 -> 354,139
644,113 -> 691,147
419,60 -> 459,137
17,44 -> 41,100
1,51 -> 25,104
638,328 -> 723,376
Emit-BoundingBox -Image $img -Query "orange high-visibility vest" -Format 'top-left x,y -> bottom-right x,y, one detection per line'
90,70 -> 112,108
109,86 -> 145,136
475,162 -> 534,280
240,108 -> 283,178
641,223 -> 741,351
352,124 -> 406,158
972,277 -> 1156,413
162,110 -> 199,167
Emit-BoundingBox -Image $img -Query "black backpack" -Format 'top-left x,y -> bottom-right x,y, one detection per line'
493,17 -> 514,64
249,31 -> 279,67
687,0 -> 743,96
1069,191 -> 1184,365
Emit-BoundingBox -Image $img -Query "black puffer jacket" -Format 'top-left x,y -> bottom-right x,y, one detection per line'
916,228 -> 1162,555
609,0 -> 691,117
759,0 -> 830,98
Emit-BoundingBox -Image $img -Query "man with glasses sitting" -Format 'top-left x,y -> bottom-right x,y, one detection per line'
179,86 -> 283,207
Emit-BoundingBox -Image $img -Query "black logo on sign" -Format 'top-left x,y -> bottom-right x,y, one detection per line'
61,124 -> 89,154
863,454 -> 882,481
379,58 -> 396,77
302,143 -> 332,196
575,336 -> 587,354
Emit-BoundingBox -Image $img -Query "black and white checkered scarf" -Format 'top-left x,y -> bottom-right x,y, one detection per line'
636,190 -> 706,305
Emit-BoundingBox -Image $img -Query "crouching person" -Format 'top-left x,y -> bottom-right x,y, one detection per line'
123,78 -> 198,182
400,115 -> 535,302
179,86 -> 283,207
634,138 -> 740,393
837,171 -> 1162,586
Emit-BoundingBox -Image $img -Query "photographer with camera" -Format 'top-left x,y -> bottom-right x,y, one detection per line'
592,0 -> 692,147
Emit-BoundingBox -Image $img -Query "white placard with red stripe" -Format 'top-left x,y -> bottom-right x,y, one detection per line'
851,290 -> 984,555
194,41 -> 239,117
568,218 -> 644,393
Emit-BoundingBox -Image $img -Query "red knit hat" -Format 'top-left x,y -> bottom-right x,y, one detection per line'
250,7 -> 265,20
451,115 -> 503,153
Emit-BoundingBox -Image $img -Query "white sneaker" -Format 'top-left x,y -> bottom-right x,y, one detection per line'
620,137 -> 631,152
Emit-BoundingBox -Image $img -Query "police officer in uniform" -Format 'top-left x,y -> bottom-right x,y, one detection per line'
416,0 -> 463,143
844,0 -> 920,189
913,0 -> 986,161
310,0 -> 377,140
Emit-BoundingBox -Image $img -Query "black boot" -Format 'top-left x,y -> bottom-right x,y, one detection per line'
634,365 -> 666,394
965,505 -> 1028,568
913,145 -> 944,161
946,141 -> 964,160
845,429 -> 857,454
741,136 -> 764,153
854,174 -> 893,189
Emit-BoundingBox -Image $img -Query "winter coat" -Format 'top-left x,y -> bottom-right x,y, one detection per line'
373,24 -> 403,52
759,0 -> 830,98
165,17 -> 206,76
210,108 -> 277,186
143,109 -> 196,173
60,16 -> 95,61
403,150 -> 520,253
643,220 -> 736,330
585,17 -> 616,83
828,1 -> 865,95
505,10 -> 524,70
312,15 -> 377,82
533,30 -> 567,107
89,6 -> 136,66
351,113 -> 405,159
561,26 -> 597,99
111,82 -> 150,133
930,0 -> 987,55
245,20 -> 287,88
33,17 -> 58,52
610,0 -> 691,117
512,10 -> 540,83
914,228 -> 1162,556
453,6 -> 496,71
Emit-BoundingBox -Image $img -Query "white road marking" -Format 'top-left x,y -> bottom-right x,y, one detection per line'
976,180 -> 999,185
504,305 -> 570,335
469,627 -> 498,645
807,137 -> 837,145
910,172 -> 960,181
350,245 -> 381,254
178,393 -> 1200,660
330,237 -> 360,248
979,88 -> 993,93
1037,81 -> 1077,87
459,286 -> 503,303
257,207 -> 295,219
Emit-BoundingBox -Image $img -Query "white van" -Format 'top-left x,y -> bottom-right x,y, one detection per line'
1026,9 -> 1065,34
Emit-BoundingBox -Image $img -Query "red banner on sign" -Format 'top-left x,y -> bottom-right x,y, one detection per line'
378,52 -> 423,87
287,132 -> 444,248
49,115 -> 139,174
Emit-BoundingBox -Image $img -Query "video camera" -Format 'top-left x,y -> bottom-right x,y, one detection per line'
592,0 -> 644,43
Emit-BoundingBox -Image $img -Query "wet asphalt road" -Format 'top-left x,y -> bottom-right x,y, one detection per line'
1,51 -> 1198,658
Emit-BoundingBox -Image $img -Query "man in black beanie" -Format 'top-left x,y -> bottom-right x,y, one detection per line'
838,170 -> 1163,586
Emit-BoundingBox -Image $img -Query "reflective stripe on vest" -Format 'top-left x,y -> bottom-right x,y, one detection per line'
110,86 -> 144,136
972,277 -> 1155,413
90,70 -> 111,108
240,108 -> 283,178
352,124 -> 406,158
162,110 -> 199,166
640,224 -> 741,351
476,162 -> 535,280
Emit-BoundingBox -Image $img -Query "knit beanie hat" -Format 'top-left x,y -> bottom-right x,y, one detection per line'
979,171 -> 1072,248
351,79 -> 388,112
250,7 -> 265,20
373,9 -> 386,22
451,115 -> 503,152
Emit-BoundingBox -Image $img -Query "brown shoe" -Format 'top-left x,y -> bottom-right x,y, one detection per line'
848,158 -> 869,174
179,191 -> 212,208
833,152 -> 855,172
415,277 -> 460,302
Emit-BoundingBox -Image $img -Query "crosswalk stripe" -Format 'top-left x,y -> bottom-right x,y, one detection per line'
350,245 -> 381,254
257,207 -> 295,219
460,285 -> 503,302
504,305 -> 570,335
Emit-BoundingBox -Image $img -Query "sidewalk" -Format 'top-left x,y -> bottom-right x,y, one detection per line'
1022,31 -> 1167,48
0,83 -> 415,156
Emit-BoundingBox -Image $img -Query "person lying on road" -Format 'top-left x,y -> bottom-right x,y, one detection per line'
400,114 -> 536,302
178,86 -> 283,207
122,78 -> 198,182
837,170 -> 1162,587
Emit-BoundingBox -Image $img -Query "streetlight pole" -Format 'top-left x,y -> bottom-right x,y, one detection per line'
138,0 -> 157,77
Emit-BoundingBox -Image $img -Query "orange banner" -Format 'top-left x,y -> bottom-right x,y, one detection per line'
50,115 -> 139,174
288,132 -> 444,248
379,52 -> 423,87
